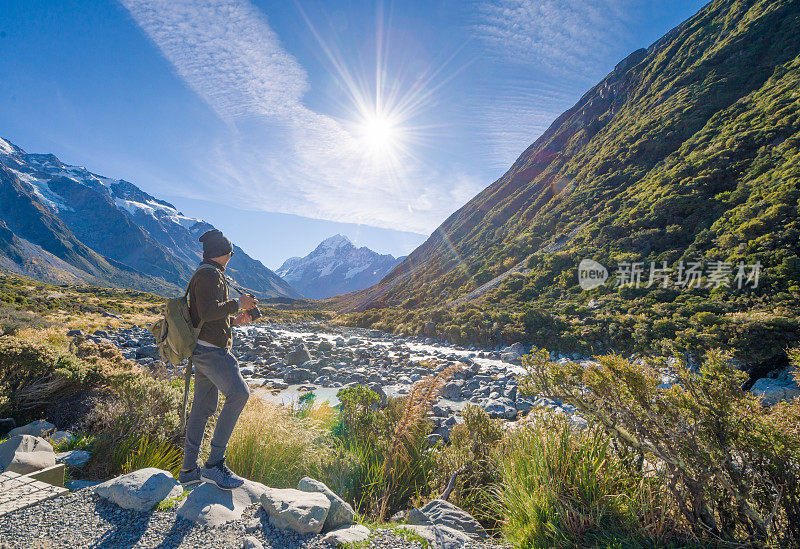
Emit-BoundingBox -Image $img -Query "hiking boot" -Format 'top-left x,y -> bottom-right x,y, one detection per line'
178,468 -> 202,486
201,458 -> 245,490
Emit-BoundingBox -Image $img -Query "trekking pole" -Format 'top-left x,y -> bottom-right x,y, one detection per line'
180,356 -> 192,434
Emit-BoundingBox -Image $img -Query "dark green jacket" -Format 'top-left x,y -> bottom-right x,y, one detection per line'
188,261 -> 239,349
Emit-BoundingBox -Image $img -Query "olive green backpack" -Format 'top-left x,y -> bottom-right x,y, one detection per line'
150,264 -> 215,366
150,264 -> 216,431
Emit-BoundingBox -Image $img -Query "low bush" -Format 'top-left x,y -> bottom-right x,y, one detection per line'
496,412 -> 682,548
107,435 -> 182,477
428,405 -> 503,531
522,347 -> 800,546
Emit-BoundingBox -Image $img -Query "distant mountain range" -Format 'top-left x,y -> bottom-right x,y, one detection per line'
0,137 -> 300,298
276,235 -> 403,299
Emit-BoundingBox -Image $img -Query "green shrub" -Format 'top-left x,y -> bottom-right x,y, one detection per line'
522,348 -> 800,545
106,435 -> 182,477
0,335 -> 97,415
495,412 -> 679,548
429,405 -> 503,531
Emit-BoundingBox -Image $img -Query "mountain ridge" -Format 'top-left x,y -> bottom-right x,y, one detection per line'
276,234 -> 403,299
0,137 -> 301,298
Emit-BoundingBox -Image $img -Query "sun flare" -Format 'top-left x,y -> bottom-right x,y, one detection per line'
359,112 -> 400,158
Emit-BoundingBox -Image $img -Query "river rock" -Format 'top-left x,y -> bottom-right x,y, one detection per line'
0,435 -> 56,474
750,375 -> 800,406
178,479 -> 269,526
49,430 -> 76,446
136,345 -> 161,360
242,536 -> 264,549
95,468 -> 183,512
297,476 -> 355,531
321,524 -> 370,545
285,345 -> 312,366
483,398 -> 518,420
284,368 -> 314,384
260,487 -> 331,534
7,419 -> 55,439
408,499 -> 488,540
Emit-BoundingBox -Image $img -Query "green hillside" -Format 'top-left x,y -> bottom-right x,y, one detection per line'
339,0 -> 800,364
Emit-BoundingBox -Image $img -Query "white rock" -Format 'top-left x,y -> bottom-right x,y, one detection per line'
297,476 -> 355,531
95,468 -> 183,512
408,499 -> 488,540
56,450 -> 91,468
260,487 -> 330,535
321,524 -> 370,545
177,479 -> 269,526
7,419 -> 55,439
0,435 -> 56,474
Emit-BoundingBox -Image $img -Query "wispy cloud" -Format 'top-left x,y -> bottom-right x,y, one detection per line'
119,0 -> 466,234
470,0 -> 637,167
474,0 -> 635,77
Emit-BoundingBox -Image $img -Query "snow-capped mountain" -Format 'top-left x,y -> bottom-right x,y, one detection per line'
276,235 -> 403,299
0,137 -> 300,298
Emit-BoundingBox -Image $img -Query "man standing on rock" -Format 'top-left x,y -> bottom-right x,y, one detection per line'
179,229 -> 257,490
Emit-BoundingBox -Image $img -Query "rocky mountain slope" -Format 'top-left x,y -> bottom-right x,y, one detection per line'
276,235 -> 402,299
338,0 -> 800,363
0,138 -> 300,298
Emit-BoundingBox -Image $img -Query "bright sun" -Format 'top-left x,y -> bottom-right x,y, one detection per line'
360,112 -> 400,158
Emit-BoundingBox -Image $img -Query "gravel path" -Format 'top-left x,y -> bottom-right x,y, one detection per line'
0,489 -> 509,549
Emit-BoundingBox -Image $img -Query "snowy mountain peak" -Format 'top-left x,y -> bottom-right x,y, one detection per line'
316,234 -> 353,252
277,235 -> 403,299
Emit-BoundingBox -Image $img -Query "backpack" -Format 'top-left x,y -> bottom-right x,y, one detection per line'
150,264 -> 216,366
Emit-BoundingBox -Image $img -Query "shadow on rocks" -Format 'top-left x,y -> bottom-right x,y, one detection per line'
91,499 -> 155,549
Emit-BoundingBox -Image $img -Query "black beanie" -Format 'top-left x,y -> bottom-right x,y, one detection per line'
199,229 -> 233,259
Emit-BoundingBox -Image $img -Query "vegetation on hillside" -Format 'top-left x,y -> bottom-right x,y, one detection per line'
340,0 -> 800,364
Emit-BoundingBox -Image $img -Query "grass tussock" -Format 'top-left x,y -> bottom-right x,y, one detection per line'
497,412 -> 681,548
225,396 -> 335,488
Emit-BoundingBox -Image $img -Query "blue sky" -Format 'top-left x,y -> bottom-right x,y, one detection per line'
0,0 -> 707,268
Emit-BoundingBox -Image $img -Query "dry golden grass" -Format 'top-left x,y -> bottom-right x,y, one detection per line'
224,397 -> 336,488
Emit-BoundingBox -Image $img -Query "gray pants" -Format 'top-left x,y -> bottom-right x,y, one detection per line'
182,345 -> 250,470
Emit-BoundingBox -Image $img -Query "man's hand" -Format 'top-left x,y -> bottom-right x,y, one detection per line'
233,310 -> 251,326
239,293 -> 258,310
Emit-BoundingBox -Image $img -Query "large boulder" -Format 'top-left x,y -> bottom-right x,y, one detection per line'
750,375 -> 800,406
260,487 -> 330,535
297,477 -> 355,531
0,435 -> 56,474
284,368 -> 314,384
408,499 -> 488,540
285,345 -> 312,366
7,419 -> 55,439
95,468 -> 183,512
441,381 -> 464,401
321,524 -> 370,545
178,479 -> 268,526
483,398 -> 518,420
